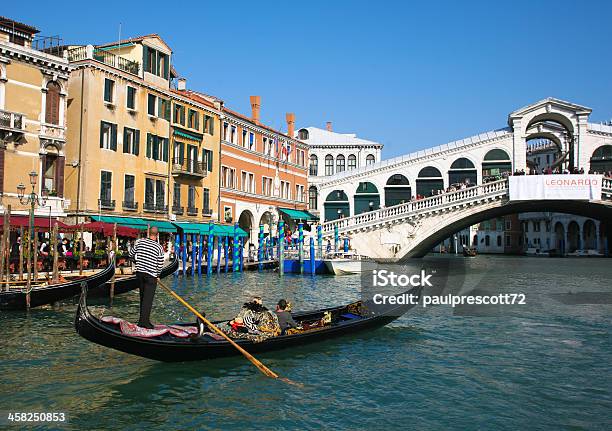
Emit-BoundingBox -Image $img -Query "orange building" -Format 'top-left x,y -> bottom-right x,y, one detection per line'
218,96 -> 311,247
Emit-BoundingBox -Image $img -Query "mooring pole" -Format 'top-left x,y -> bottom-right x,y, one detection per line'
197,233 -> 202,277
232,223 -> 239,272
79,222 -> 84,275
182,232 -> 187,275
239,238 -> 244,272
206,222 -> 213,276
278,220 -> 285,276
224,236 -> 229,272
317,224 -> 322,259
298,222 -> 304,275
258,224 -> 264,271
309,237 -> 315,275
216,235 -> 222,274
51,222 -> 59,283
18,226 -> 24,281
334,225 -> 339,253
174,233 -> 180,277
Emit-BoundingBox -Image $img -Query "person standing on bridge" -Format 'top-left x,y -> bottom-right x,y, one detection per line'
129,226 -> 165,329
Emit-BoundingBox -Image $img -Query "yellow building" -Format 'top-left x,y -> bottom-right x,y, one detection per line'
0,16 -> 71,217
62,34 -> 221,225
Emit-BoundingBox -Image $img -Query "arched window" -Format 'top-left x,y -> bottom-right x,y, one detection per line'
482,149 -> 512,180
308,186 -> 318,209
485,235 -> 490,246
336,154 -> 345,173
298,129 -> 309,140
590,145 -> 612,173
348,154 -> 357,170
325,154 -> 334,176
366,154 -> 375,165
45,81 -> 61,125
309,154 -> 318,176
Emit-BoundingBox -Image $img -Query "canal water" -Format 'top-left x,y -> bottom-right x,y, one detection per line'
0,256 -> 610,430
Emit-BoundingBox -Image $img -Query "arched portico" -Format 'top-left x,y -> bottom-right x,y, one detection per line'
354,182 -> 380,214
324,190 -> 350,221
416,166 -> 443,197
384,174 -> 411,206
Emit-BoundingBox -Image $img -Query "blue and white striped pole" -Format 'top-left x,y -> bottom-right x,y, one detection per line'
224,236 -> 229,272
174,234 -> 180,277
191,233 -> 196,276
216,235 -> 222,273
239,238 -> 244,272
298,222 -> 304,274
334,225 -> 339,252
182,232 -> 187,275
206,222 -> 213,276
343,237 -> 349,253
197,233 -> 202,276
317,224 -> 323,259
278,220 -> 285,276
233,223 -> 240,272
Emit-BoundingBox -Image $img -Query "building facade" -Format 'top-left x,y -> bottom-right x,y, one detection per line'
63,35 -> 220,225
298,124 -> 383,218
219,97 -> 309,246
0,17 -> 71,217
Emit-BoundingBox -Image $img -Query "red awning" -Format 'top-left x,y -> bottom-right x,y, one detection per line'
4,216 -> 74,232
79,221 -> 139,238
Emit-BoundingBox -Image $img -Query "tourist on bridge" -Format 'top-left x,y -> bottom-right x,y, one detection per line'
129,226 -> 165,329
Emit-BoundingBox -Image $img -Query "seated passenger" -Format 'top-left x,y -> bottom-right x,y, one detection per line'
229,297 -> 270,334
275,299 -> 298,334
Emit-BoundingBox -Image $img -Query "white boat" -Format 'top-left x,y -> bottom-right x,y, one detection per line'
323,252 -> 377,275
567,249 -> 603,257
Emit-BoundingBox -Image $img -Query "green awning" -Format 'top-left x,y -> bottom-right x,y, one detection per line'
278,208 -> 319,222
173,128 -> 203,142
173,222 -> 247,237
173,222 -> 209,235
91,216 -> 176,232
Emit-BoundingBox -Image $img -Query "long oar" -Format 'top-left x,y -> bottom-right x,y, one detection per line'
157,279 -> 301,387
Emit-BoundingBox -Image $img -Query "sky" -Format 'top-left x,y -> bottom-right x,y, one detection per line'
5,0 -> 612,158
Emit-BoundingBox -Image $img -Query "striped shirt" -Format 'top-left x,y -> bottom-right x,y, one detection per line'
129,238 -> 164,277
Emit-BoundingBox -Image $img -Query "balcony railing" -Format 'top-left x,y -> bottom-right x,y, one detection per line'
67,46 -> 140,76
0,109 -> 25,131
172,205 -> 184,215
172,158 -> 207,178
99,199 -> 116,210
144,202 -> 167,213
122,200 -> 138,211
187,206 -> 198,216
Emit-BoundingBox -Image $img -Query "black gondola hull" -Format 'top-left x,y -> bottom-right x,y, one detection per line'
0,259 -> 116,311
75,284 -> 421,362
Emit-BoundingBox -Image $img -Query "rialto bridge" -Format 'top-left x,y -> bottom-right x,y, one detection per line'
313,98 -> 612,260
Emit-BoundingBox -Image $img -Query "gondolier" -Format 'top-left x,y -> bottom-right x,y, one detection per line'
129,226 -> 165,329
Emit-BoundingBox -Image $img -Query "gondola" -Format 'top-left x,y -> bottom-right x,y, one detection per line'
88,253 -> 179,298
0,257 -> 116,310
75,283 -> 423,362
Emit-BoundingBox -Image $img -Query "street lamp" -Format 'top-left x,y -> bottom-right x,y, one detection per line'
17,170 -> 48,306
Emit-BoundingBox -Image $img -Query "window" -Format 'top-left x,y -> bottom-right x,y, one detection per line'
295,184 -> 305,202
262,177 -> 273,196
122,127 -> 140,155
146,133 -> 169,161
174,104 -> 186,125
309,154 -> 318,176
203,188 -> 210,214
147,94 -> 156,116
534,221 -> 541,232
325,154 -> 334,176
280,180 -> 291,200
224,206 -> 233,223
309,186 -> 318,209
263,137 -> 274,156
204,115 -> 214,135
366,154 -> 375,165
103,78 -> 114,104
143,46 -> 169,79
126,86 -> 136,110
202,149 -> 213,172
485,235 -> 490,246
230,125 -> 237,144
336,154 -> 346,173
505,219 -> 511,230
296,149 -> 305,167
348,154 -> 357,170
145,178 -> 154,208
221,166 -> 236,188
222,122 -> 229,140
188,185 -> 196,211
188,109 -> 199,130
298,129 -> 309,140
187,145 -> 198,172
155,179 -> 165,208
249,132 -> 255,151
124,174 -> 135,204
173,183 -> 181,209
100,171 -> 112,202
159,98 -> 170,120
43,154 -> 58,193
144,178 -> 166,210
174,141 -> 185,165
242,129 -> 247,147
241,171 -> 255,193
497,236 -> 502,247
99,121 -> 117,151
45,81 -> 61,125
505,235 -> 511,247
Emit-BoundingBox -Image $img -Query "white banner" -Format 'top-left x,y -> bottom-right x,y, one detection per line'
509,175 -> 602,201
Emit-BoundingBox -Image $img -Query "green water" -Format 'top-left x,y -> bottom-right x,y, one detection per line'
0,256 -> 611,430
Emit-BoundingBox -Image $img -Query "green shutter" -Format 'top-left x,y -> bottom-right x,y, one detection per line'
111,124 -> 117,151
163,54 -> 169,79
99,121 -> 105,148
123,128 -> 129,153
158,98 -> 163,119
146,133 -> 152,158
134,129 -> 140,155
165,100 -> 171,120
209,117 -> 214,135
143,46 -> 149,73
163,138 -> 169,162
207,150 -> 213,171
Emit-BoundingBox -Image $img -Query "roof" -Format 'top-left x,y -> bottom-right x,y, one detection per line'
96,33 -> 173,53
223,106 -> 296,141
509,97 -> 592,119
0,16 -> 39,35
174,89 -> 218,109
297,126 -> 383,148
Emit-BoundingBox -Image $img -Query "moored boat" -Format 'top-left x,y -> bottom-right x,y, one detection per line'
462,246 -> 477,257
0,257 -> 116,310
323,252 -> 377,275
75,283 -> 423,362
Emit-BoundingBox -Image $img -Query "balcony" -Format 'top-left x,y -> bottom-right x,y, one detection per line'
99,199 -> 116,210
172,205 -> 184,215
0,109 -> 26,146
172,158 -> 207,178
40,123 -> 66,141
122,200 -> 138,211
144,202 -> 167,214
187,206 -> 198,216
202,208 -> 213,217
67,46 -> 140,76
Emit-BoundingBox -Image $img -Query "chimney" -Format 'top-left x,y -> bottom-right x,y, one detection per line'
177,78 -> 186,91
326,121 -> 332,132
250,96 -> 261,124
286,113 -> 295,137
